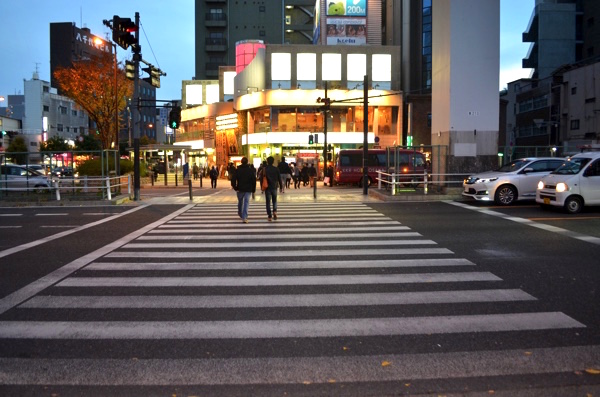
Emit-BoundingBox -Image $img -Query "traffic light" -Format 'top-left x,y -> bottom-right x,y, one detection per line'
314,133 -> 318,143
169,106 -> 181,129
125,60 -> 135,80
317,96 -> 331,111
308,134 -> 314,145
112,15 -> 137,50
142,66 -> 161,88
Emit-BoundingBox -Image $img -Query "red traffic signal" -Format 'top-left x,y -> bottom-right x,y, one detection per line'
112,15 -> 138,50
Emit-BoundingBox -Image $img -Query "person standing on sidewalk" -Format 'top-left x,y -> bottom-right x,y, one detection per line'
209,166 -> 218,188
231,157 -> 256,223
264,156 -> 281,221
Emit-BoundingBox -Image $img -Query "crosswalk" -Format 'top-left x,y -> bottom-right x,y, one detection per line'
0,202 -> 589,391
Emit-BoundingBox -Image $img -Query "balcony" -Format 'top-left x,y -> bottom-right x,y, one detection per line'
205,12 -> 227,27
205,37 -> 227,52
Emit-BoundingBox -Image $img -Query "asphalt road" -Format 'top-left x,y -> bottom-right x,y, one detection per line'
0,190 -> 599,396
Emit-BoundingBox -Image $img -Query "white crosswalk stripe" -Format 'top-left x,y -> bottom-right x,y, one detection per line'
0,202 -> 589,390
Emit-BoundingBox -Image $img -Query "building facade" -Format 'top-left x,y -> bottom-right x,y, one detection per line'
180,44 -> 402,175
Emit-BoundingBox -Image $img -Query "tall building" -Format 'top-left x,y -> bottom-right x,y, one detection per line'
50,23 -> 113,96
50,22 -> 157,143
522,0 -> 600,80
194,0 -> 315,80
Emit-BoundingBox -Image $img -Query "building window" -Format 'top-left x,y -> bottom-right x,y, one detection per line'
73,128 -> 78,133
585,97 -> 595,103
43,86 -> 50,93
571,87 -> 577,95
57,124 -> 64,132
59,106 -> 67,114
72,110 -> 77,116
43,105 -> 50,112
570,119 -> 580,130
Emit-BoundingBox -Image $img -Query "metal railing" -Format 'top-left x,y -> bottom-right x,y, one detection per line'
0,175 -> 131,201
376,171 -> 469,195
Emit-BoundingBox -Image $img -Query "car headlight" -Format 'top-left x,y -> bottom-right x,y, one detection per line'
537,181 -> 545,189
478,177 -> 498,184
556,182 -> 568,193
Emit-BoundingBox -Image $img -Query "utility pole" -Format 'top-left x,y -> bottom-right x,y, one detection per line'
323,81 -> 329,186
132,12 -> 141,201
362,74 -> 369,195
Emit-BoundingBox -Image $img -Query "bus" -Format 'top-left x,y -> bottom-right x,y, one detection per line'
334,149 -> 427,187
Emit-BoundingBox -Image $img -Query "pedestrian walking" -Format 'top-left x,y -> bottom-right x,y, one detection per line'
257,161 -> 267,195
301,164 -> 309,186
231,157 -> 256,223
277,157 -> 292,193
209,165 -> 218,188
264,156 -> 281,221
192,164 -> 199,180
293,163 -> 301,189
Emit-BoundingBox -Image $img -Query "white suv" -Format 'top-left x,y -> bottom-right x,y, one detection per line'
463,157 -> 565,205
536,151 -> 600,213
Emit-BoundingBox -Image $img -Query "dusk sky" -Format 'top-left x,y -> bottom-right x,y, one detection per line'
0,0 -> 534,104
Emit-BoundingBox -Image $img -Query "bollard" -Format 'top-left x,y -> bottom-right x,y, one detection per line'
106,177 -> 112,200
128,175 -> 132,196
54,180 -> 61,201
175,173 -> 178,187
188,179 -> 193,200
313,177 -> 317,199
200,176 -> 202,188
424,172 -> 428,195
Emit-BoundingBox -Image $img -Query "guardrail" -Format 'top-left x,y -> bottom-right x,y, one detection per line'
376,171 -> 469,195
0,175 -> 131,201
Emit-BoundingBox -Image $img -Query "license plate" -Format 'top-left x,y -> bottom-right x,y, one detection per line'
543,198 -> 550,204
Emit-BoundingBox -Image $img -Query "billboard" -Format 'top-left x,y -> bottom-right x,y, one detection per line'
326,18 -> 366,45
326,0 -> 367,17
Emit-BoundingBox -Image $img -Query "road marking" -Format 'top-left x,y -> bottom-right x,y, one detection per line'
167,216 -> 389,224
0,204 -> 192,315
40,225 -> 79,228
0,312 -> 583,339
85,258 -> 476,270
447,201 -> 600,246
34,213 -> 69,216
137,232 -> 423,240
0,345 -> 595,385
106,247 -> 454,258
122,239 -> 437,249
0,213 -> 22,216
56,272 -> 501,287
158,220 -> 400,228
529,216 -> 600,221
0,205 -> 150,260
21,289 -> 536,309
0,226 -> 21,229
149,225 -> 411,234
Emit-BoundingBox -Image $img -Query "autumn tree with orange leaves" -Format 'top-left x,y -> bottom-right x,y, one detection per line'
54,52 -> 133,150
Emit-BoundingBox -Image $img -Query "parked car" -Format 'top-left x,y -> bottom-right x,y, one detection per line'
0,164 -> 53,193
52,166 -> 75,178
463,157 -> 565,205
536,151 -> 600,213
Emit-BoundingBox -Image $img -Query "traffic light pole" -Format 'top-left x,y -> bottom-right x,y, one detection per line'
362,74 -> 369,195
323,82 -> 329,187
132,11 -> 141,201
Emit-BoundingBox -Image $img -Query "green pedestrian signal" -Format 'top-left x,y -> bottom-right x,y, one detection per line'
308,134 -> 314,144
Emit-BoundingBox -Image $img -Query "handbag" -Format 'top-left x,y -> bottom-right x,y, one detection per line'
261,174 -> 269,191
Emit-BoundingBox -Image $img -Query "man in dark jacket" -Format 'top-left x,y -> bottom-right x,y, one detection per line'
231,157 -> 256,223
264,156 -> 281,221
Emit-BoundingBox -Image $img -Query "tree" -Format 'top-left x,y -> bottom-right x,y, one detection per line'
6,136 -> 28,164
53,52 -> 133,150
74,134 -> 102,151
39,135 -> 70,152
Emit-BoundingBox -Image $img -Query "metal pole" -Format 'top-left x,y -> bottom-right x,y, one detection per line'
323,81 -> 328,186
113,42 -> 120,177
362,74 -> 369,195
132,12 -> 141,201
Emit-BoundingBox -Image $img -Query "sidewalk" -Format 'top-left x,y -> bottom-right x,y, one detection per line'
137,177 -> 463,205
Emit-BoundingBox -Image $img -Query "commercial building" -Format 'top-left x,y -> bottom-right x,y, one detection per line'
179,43 -> 401,175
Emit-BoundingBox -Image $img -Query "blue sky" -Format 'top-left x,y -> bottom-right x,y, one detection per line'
0,0 -> 533,103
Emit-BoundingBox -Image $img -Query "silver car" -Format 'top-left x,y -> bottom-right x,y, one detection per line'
463,157 -> 565,205
0,164 -> 53,193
